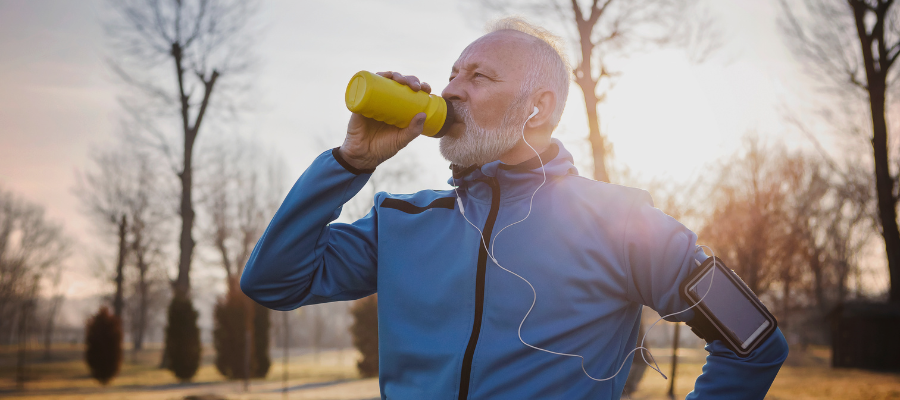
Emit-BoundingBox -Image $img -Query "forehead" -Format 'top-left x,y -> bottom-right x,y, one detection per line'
452,31 -> 534,74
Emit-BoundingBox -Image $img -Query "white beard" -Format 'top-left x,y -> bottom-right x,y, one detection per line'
440,98 -> 528,167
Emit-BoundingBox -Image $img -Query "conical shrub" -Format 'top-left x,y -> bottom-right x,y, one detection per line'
350,294 -> 379,378
165,294 -> 201,381
213,288 -> 252,380
84,306 -> 122,385
252,302 -> 270,378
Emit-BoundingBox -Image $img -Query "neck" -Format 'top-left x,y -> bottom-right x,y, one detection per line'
499,134 -> 551,165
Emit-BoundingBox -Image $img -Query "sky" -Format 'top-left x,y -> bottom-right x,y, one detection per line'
0,0 -> 888,305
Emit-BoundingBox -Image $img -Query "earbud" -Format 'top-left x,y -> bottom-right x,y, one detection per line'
527,106 -> 539,121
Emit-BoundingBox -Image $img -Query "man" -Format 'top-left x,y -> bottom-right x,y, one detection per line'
241,18 -> 788,399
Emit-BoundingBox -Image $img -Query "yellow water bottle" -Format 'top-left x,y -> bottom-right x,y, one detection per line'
345,71 -> 455,138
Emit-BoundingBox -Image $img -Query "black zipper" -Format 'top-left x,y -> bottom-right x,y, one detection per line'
458,177 -> 501,400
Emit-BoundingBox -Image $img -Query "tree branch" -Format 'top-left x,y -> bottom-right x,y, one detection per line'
191,69 -> 219,136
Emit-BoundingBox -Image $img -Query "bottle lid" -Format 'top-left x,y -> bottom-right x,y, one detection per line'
345,72 -> 370,112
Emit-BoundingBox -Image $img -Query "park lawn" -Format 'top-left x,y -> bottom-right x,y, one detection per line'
0,347 -> 363,398
2,346 -> 900,399
632,345 -> 900,400
630,361 -> 900,400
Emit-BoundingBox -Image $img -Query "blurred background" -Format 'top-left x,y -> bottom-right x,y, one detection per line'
1,0 -> 899,399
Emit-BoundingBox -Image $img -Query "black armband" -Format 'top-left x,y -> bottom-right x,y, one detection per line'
680,257 -> 778,357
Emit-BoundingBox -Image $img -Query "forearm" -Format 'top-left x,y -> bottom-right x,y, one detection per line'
686,327 -> 789,399
240,148 -> 374,310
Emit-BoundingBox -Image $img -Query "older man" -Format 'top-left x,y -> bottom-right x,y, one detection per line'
241,18 -> 788,399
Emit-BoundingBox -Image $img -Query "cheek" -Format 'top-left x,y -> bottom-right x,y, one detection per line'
470,91 -> 513,130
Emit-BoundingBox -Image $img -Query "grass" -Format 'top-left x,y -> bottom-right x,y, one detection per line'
629,345 -> 900,400
2,344 -> 899,399
1,344 -> 367,399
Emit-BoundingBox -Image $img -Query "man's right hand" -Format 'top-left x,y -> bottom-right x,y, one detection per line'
338,71 -> 432,171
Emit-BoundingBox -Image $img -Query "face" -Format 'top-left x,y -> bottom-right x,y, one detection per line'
440,31 -> 534,167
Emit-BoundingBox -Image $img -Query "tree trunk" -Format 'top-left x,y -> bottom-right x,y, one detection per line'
570,0 -> 611,183
623,320 -> 647,395
667,322 -> 681,399
781,268 -> 791,331
43,313 -> 55,361
243,294 -> 255,391
113,214 -> 127,318
852,0 -> 900,303
16,297 -> 35,390
582,87 -> 611,183
134,250 -> 147,352
282,311 -> 289,398
172,41 -> 195,300
867,89 -> 900,303
811,250 -> 827,315
837,259 -> 849,305
43,295 -> 62,361
175,131 -> 196,299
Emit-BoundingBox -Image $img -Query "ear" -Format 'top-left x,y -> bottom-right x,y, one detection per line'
526,90 -> 556,129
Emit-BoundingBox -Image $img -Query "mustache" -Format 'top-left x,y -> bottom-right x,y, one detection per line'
449,101 -> 469,122
447,98 -> 530,129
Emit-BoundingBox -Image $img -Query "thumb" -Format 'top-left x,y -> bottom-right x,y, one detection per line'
400,113 -> 427,143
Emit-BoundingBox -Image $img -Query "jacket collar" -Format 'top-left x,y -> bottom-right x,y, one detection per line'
448,138 -> 579,202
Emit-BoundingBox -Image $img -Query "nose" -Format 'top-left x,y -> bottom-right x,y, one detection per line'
441,76 -> 465,103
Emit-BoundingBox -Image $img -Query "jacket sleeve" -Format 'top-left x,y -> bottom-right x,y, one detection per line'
240,148 -> 379,311
622,191 -> 788,399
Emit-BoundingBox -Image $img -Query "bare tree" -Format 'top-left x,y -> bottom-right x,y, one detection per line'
200,137 -> 286,287
700,137 -> 791,297
201,136 -> 286,381
699,136 -> 877,348
41,266 -> 65,361
473,0 -> 720,182
76,149 -> 132,319
778,154 -> 837,328
0,188 -> 69,341
126,151 -> 172,353
0,187 -> 69,388
76,138 -> 171,354
826,163 -> 876,303
780,0 -> 900,303
106,0 -> 259,300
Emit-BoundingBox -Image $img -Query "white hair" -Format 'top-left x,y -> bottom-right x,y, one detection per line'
487,17 -> 571,129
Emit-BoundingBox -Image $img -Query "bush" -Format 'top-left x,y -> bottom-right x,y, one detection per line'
165,294 -> 201,381
252,302 -> 270,378
213,288 -> 253,380
84,306 -> 122,385
350,294 -> 379,378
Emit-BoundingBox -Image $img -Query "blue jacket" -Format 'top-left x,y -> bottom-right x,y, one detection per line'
241,139 -> 788,399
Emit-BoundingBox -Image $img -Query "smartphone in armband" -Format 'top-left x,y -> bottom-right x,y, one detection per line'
679,257 -> 778,357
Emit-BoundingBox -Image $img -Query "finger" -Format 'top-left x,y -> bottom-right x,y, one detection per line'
391,71 -> 408,86
399,113 -> 427,144
421,81 -> 432,94
376,71 -> 392,78
405,75 -> 422,91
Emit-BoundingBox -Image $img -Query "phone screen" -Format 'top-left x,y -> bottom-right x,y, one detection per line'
690,267 -> 770,348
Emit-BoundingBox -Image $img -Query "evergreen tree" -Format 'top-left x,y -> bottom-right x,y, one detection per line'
252,302 -> 270,377
84,307 -> 122,385
213,289 -> 252,380
350,295 -> 379,378
165,295 -> 201,381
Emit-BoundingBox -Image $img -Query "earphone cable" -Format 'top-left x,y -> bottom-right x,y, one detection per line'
452,107 -> 717,382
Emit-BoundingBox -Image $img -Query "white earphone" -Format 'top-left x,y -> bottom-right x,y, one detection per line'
452,103 -> 716,383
